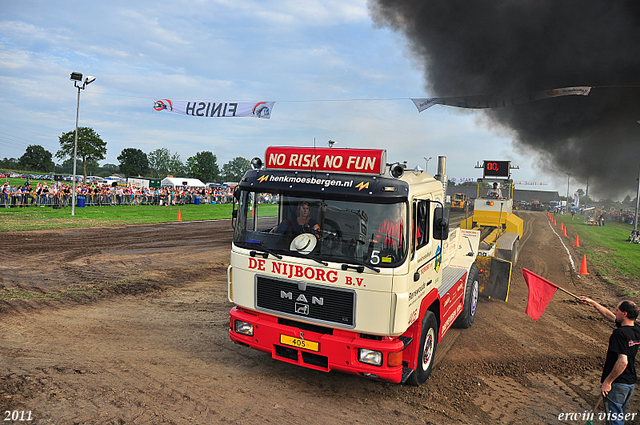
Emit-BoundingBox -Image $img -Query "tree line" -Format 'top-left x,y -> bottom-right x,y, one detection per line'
0,127 -> 251,183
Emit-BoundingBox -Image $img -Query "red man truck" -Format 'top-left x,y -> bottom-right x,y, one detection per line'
228,147 -> 511,385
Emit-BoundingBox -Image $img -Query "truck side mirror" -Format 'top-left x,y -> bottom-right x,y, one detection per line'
433,206 -> 449,240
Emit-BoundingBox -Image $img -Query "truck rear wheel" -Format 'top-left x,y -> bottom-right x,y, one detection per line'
454,265 -> 479,329
407,311 -> 438,386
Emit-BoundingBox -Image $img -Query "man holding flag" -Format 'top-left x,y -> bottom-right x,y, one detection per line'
579,297 -> 640,425
522,268 -> 640,423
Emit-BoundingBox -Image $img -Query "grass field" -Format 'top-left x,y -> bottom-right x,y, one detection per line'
3,177 -> 59,187
0,203 -> 279,232
2,205 -> 637,295
552,213 -> 639,294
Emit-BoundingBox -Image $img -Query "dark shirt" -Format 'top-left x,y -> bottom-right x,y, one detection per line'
601,324 -> 640,384
276,218 -> 318,237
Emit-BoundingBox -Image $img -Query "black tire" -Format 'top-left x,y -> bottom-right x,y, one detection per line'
454,265 -> 480,329
407,311 -> 438,386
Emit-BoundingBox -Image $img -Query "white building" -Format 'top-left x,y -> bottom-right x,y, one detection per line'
160,177 -> 206,188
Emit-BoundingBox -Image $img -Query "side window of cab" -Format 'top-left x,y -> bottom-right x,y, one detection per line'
413,199 -> 430,251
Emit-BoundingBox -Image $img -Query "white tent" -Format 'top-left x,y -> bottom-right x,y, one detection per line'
161,177 -> 206,188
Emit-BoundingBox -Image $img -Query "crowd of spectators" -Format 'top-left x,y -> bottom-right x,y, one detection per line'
1,180 -> 235,208
600,209 -> 638,225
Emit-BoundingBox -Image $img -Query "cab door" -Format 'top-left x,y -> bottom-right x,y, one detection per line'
410,197 -> 433,284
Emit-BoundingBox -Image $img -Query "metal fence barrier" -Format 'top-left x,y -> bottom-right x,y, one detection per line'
1,192 -> 235,208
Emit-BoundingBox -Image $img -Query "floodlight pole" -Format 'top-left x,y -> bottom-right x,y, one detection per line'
634,164 -> 640,234
70,73 -> 95,216
424,156 -> 432,173
565,173 -> 571,214
635,122 -> 640,234
72,84 -> 81,216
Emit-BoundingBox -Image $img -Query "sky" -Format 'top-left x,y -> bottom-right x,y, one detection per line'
0,0 -> 630,199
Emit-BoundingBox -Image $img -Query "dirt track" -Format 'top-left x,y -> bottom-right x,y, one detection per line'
1,212 -> 639,424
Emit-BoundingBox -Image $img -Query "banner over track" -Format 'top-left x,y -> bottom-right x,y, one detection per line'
153,99 -> 274,119
411,86 -> 591,112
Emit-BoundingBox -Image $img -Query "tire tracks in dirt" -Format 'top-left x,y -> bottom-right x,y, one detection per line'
1,214 -> 639,424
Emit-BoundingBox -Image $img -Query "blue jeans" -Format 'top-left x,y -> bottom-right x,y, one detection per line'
605,383 -> 635,425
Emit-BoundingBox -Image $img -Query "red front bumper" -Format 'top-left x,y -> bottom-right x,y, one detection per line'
229,306 -> 406,383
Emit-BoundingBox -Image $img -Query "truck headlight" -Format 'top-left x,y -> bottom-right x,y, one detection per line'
234,320 -> 254,337
358,348 -> 383,366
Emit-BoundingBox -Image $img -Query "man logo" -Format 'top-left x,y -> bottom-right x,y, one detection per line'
295,303 -> 310,315
281,291 -> 324,316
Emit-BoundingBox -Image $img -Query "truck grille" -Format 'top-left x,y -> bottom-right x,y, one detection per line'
255,275 -> 356,328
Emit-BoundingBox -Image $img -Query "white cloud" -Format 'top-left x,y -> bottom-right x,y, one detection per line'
0,0 -> 567,195
0,20 -> 72,48
216,0 -> 369,26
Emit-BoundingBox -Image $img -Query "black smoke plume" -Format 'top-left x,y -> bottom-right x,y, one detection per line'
369,0 -> 640,199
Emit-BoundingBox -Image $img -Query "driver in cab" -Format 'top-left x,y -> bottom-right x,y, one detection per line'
271,201 -> 320,237
371,203 -> 404,249
487,182 -> 503,199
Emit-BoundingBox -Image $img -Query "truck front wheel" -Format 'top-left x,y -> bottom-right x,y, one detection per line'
454,265 -> 480,329
407,311 -> 438,386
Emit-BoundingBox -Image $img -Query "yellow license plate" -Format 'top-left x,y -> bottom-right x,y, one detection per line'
280,335 -> 319,352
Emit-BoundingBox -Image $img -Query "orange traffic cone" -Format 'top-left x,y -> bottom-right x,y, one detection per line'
554,219 -> 557,226
563,227 -> 567,237
574,234 -> 580,247
560,222 -> 564,230
579,254 -> 589,275
177,209 -> 182,222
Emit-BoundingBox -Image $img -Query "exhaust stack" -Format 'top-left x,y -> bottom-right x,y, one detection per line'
434,156 -> 448,198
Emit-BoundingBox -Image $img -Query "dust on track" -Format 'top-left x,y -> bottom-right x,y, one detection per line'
1,213 -> 638,424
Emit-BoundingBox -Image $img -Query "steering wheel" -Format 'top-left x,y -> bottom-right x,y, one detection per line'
371,231 -> 401,246
301,223 -> 320,236
321,219 -> 341,250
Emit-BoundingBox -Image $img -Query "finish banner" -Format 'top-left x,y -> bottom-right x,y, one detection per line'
412,86 -> 592,112
153,99 -> 274,119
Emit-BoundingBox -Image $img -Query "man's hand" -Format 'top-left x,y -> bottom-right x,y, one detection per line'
603,354 -> 629,397
578,296 -> 595,306
578,297 -> 616,322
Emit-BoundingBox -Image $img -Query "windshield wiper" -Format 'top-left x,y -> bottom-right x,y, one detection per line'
305,254 -> 328,266
340,258 -> 380,273
246,242 -> 283,260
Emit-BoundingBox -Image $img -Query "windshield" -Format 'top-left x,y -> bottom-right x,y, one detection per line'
233,190 -> 408,268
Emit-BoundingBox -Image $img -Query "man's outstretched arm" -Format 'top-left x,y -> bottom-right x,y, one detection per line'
578,297 -> 616,322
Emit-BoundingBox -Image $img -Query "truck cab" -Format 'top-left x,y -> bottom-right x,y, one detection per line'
228,147 -> 488,385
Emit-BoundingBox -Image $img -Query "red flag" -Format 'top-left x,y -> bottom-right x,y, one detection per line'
522,268 -> 559,322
